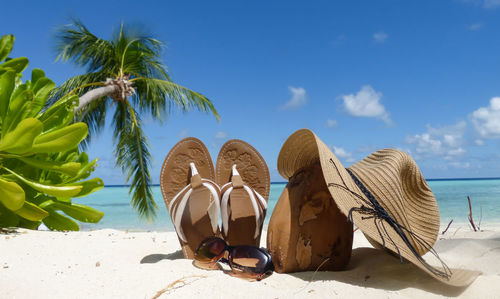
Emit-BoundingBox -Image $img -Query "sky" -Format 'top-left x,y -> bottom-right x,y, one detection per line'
2,0 -> 500,183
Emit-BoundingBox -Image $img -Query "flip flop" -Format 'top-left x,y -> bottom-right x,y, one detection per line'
267,162 -> 353,273
216,139 -> 270,246
160,137 -> 221,259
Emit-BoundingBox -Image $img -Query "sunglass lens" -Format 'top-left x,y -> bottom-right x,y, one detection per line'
194,237 -> 226,263
229,246 -> 274,280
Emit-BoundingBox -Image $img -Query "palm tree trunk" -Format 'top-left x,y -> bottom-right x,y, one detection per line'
76,85 -> 118,113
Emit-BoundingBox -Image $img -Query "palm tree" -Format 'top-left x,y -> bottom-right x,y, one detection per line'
52,20 -> 219,220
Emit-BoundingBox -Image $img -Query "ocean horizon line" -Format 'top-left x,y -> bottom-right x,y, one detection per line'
101,176 -> 500,187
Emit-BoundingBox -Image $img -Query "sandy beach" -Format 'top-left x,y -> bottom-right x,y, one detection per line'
1,223 -> 499,299
2,1 -> 500,298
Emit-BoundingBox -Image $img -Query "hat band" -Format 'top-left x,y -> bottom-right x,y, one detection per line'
326,158 -> 451,280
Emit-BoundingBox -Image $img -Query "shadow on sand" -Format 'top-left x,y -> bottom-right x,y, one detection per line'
141,246 -> 474,296
0,228 -> 21,235
140,250 -> 184,263
288,247 -> 468,297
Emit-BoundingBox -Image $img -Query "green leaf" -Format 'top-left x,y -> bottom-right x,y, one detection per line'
69,178 -> 104,197
32,194 -> 56,206
31,69 -> 45,85
10,82 -> 27,104
18,157 -> 81,177
33,77 -> 54,95
66,158 -> 98,183
32,123 -> 88,153
2,90 -> 34,135
0,57 -> 29,73
0,118 -> 43,154
18,218 -> 41,230
40,93 -> 77,118
53,202 -> 103,223
56,197 -> 71,203
62,151 -> 79,163
0,35 -> 15,62
76,152 -> 89,164
26,77 -> 55,117
3,167 -> 83,197
0,204 -> 20,227
33,77 -> 55,101
42,209 -> 79,231
37,95 -> 78,132
14,201 -> 49,221
0,70 -> 16,121
0,178 -> 25,211
59,162 -> 84,177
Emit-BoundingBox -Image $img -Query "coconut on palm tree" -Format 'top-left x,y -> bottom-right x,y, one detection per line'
52,20 -> 219,220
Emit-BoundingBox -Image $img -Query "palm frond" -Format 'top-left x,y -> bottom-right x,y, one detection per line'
55,19 -> 115,73
113,101 -> 156,220
78,98 -> 109,150
111,23 -> 168,78
122,39 -> 169,80
132,78 -> 219,121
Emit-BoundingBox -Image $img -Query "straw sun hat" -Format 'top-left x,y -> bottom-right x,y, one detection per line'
277,129 -> 480,287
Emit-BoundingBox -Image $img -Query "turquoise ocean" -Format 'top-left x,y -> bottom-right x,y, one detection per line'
75,178 -> 500,231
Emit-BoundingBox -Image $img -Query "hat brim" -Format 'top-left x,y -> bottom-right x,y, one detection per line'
277,129 -> 480,286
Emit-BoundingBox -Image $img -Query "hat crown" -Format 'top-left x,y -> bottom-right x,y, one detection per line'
348,149 -> 440,256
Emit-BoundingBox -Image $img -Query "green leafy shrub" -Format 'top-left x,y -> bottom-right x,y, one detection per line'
0,34 -> 104,231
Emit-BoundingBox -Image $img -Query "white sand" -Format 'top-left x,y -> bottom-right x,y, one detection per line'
1,223 -> 499,299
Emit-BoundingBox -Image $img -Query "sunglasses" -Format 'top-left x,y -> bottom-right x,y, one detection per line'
194,236 -> 274,281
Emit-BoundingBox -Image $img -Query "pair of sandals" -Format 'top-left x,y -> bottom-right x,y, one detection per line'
160,137 -> 270,259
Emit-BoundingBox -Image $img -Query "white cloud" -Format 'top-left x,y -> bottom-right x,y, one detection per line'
443,134 -> 460,147
468,23 -> 483,31
280,86 -> 307,110
432,161 -> 471,171
407,133 -> 442,155
448,148 -> 466,156
326,118 -> 338,128
331,146 -> 355,163
405,121 -> 467,159
449,161 -> 471,169
373,31 -> 388,43
340,85 -> 392,125
475,139 -> 485,146
215,131 -> 228,139
471,97 -> 500,138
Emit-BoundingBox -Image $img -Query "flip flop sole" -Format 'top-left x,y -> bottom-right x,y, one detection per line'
216,139 -> 270,246
267,162 -> 353,273
160,137 -> 217,258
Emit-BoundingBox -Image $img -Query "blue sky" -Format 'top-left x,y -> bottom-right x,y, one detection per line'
2,0 -> 500,183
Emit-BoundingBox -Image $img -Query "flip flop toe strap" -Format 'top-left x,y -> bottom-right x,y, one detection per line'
168,163 -> 220,242
221,165 -> 268,239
